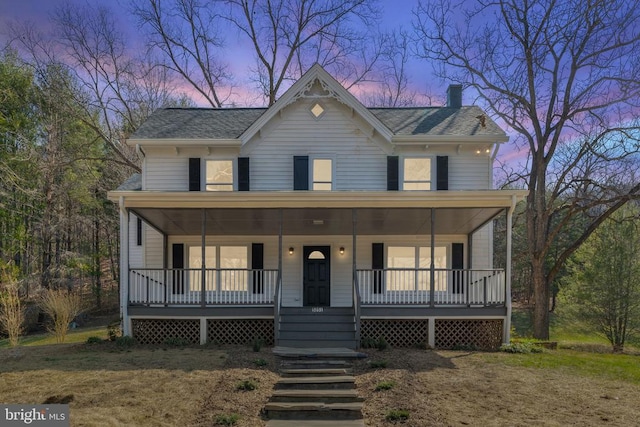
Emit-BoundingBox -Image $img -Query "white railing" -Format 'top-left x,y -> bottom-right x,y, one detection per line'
129,268 -> 278,305
357,268 -> 505,306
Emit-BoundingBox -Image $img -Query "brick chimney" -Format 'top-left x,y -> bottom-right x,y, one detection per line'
446,84 -> 462,108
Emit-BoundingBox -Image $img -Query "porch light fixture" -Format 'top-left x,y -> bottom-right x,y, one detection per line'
288,247 -> 294,255
339,246 -> 345,255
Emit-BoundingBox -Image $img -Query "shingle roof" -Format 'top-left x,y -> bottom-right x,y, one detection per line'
370,106 -> 504,136
133,108 -> 267,139
131,106 -> 504,139
117,173 -> 142,191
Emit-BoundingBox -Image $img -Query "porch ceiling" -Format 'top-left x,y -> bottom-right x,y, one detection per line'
131,206 -> 506,236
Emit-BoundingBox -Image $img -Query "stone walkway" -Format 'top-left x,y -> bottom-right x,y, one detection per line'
265,347 -> 367,427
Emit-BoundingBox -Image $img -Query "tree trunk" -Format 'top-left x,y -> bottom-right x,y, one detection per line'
532,259 -> 550,340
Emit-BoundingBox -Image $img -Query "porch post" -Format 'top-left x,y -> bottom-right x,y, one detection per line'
504,196 -> 516,344
352,209 -> 360,345
275,209 -> 283,343
201,209 -> 206,307
119,197 -> 130,336
430,208 -> 435,307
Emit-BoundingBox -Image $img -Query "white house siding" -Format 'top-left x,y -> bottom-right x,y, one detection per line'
448,155 -> 491,190
145,226 -> 164,268
145,156 -> 189,191
129,214 -> 144,268
471,223 -> 493,269
244,98 -> 388,191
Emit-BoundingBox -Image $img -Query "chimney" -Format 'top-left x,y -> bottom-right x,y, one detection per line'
446,84 -> 462,108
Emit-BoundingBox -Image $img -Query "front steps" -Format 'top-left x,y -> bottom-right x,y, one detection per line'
277,307 -> 358,349
264,350 -> 366,426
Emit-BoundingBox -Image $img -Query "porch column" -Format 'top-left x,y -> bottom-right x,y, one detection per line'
119,197 -> 130,336
275,209 -> 283,343
201,209 -> 206,307
504,197 -> 516,344
352,209 -> 360,345
430,208 -> 435,307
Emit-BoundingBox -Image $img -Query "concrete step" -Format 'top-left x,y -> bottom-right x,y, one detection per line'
275,376 -> 355,391
270,389 -> 364,404
280,368 -> 352,377
273,346 -> 367,359
279,322 -> 355,332
277,339 -> 358,349
264,402 -> 363,420
266,420 -> 365,427
281,360 -> 353,370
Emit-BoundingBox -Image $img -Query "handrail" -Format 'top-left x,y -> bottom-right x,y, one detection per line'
274,270 -> 282,342
131,270 -> 165,287
353,270 -> 361,347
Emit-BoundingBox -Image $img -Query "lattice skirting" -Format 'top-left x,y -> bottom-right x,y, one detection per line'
207,319 -> 274,345
361,319 -> 429,348
435,319 -> 503,350
132,319 -> 200,345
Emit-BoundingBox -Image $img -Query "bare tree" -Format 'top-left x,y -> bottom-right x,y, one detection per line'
414,0 -> 640,339
364,29 -> 418,107
132,0 -> 233,108
223,0 -> 381,105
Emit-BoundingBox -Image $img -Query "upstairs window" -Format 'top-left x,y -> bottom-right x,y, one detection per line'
312,158 -> 333,190
403,158 -> 431,190
206,160 -> 233,191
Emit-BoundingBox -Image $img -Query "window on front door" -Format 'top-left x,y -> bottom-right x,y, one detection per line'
205,160 -> 234,191
312,158 -> 333,190
403,158 -> 432,190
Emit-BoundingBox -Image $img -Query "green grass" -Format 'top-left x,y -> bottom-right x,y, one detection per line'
0,325 -> 109,348
488,350 -> 640,385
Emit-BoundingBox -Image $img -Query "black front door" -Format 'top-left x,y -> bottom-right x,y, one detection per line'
303,246 -> 330,306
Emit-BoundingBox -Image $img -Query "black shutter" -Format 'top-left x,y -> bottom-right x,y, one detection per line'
452,243 -> 464,294
238,157 -> 250,191
251,243 -> 264,294
372,243 -> 384,293
436,156 -> 449,190
172,243 -> 185,294
188,158 -> 201,191
387,156 -> 399,191
136,217 -> 142,246
293,156 -> 309,190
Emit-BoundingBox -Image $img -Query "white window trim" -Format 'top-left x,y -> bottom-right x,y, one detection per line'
400,156 -> 434,191
203,158 -> 236,191
309,155 -> 336,191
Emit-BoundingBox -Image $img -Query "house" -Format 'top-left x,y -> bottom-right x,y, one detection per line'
107,64 -> 526,349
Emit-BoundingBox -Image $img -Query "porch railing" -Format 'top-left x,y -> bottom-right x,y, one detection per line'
356,268 -> 505,306
129,268 -> 278,305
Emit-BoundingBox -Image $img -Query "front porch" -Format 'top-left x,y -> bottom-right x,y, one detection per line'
114,190 -> 523,349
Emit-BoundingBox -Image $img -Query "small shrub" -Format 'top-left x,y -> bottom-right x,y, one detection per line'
164,337 -> 190,347
369,360 -> 387,369
107,321 -> 121,342
500,342 -> 543,354
375,380 -> 395,391
377,336 -> 389,350
253,358 -> 268,367
39,289 -> 84,343
385,409 -> 410,422
236,380 -> 257,391
86,336 -> 102,344
361,337 -> 377,348
251,337 -> 264,352
0,280 -> 24,347
214,413 -> 240,426
115,335 -> 135,349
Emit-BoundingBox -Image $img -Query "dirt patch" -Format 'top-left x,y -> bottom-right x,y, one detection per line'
1,345 -> 639,426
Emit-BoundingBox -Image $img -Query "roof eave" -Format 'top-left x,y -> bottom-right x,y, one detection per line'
127,138 -> 242,148
392,134 -> 509,145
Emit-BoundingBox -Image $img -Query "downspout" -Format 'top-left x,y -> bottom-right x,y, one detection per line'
504,195 -> 516,344
119,196 -> 130,336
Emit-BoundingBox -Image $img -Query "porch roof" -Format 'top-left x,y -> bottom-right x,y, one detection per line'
110,190 -> 526,236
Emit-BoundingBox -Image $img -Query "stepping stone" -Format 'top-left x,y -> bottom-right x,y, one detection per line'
275,376 -> 355,390
263,402 -> 363,420
271,389 -> 364,403
280,368 -> 351,377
